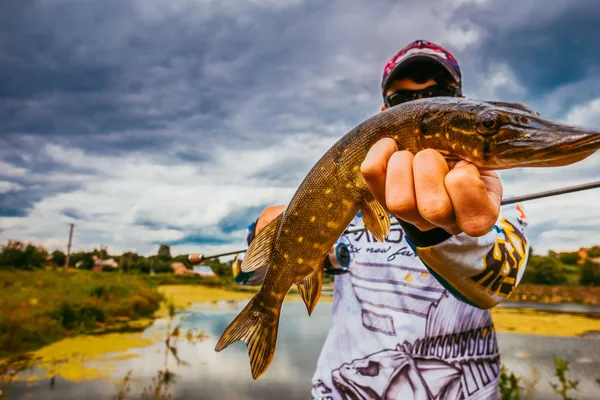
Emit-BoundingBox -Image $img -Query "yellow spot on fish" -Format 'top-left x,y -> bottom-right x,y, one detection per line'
293,211 -> 299,216
284,253 -> 289,259
324,188 -> 332,195
445,133 -> 450,139
345,183 -> 352,188
393,135 -> 399,140
283,228 -> 289,233
328,202 -> 334,209
472,149 -> 479,156
353,165 -> 359,171
297,258 -> 304,264
421,272 -> 430,279
404,273 -> 414,283
414,129 -> 420,134
342,199 -> 352,208
327,221 -> 340,229
297,237 -> 303,243
310,216 -> 316,222
313,243 -> 321,249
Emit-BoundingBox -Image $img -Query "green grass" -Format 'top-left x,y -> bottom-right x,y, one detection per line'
562,264 -> 581,285
0,269 -> 162,357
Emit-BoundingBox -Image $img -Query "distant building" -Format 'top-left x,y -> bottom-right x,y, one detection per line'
577,247 -> 600,265
92,255 -> 119,272
170,262 -> 194,275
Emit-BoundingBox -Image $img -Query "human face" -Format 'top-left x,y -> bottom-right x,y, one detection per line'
381,78 -> 438,111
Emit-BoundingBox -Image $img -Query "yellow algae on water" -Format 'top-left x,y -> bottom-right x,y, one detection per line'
491,308 -> 600,337
25,332 -> 154,382
157,285 -> 257,314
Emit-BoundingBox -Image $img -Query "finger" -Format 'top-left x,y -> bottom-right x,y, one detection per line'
360,138 -> 398,208
385,150 -> 436,231
445,162 -> 502,236
413,149 -> 461,234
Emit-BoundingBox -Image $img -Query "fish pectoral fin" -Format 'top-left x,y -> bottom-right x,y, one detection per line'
214,298 -> 279,380
295,267 -> 323,316
241,213 -> 282,273
360,197 -> 391,242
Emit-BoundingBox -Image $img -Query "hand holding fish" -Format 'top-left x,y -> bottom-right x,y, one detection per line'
215,98 -> 600,380
361,138 -> 503,237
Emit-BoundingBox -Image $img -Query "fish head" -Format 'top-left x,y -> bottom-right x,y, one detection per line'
416,98 -> 600,170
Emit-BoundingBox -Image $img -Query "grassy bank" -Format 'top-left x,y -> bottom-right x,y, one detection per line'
510,283 -> 600,305
0,270 -> 161,357
145,273 -> 600,305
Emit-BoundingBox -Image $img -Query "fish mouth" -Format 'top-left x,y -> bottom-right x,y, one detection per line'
485,121 -> 600,169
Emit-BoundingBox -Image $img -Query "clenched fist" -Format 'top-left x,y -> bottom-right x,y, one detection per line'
360,138 -> 503,237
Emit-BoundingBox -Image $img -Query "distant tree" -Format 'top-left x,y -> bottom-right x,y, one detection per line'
580,261 -> 600,286
522,255 -> 567,285
172,255 -> 191,268
0,240 -> 47,270
147,255 -> 172,273
558,252 -> 580,265
70,252 -> 94,269
588,246 -> 600,258
51,250 -> 66,267
91,246 -> 109,259
205,259 -> 233,279
157,244 -> 172,261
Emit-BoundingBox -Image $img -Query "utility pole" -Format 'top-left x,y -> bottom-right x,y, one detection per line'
64,223 -> 74,277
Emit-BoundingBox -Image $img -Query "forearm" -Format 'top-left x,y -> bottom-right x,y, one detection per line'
401,203 -> 530,309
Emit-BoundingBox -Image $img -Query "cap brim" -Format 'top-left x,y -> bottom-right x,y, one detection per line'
383,53 -> 461,92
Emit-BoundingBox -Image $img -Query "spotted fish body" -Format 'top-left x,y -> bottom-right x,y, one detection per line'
214,97 -> 600,379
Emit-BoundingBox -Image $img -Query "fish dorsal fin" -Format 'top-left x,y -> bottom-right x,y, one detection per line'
241,213 -> 282,273
359,197 -> 391,243
482,101 -> 537,114
295,267 -> 323,316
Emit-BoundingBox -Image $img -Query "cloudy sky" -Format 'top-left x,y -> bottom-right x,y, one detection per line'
2,0 -> 600,258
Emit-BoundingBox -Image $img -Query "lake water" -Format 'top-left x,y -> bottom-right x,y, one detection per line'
6,300 -> 600,400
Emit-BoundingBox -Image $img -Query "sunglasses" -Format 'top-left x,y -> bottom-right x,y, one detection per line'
385,85 -> 458,107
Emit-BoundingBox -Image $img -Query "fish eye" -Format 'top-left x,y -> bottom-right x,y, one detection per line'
476,111 -> 499,135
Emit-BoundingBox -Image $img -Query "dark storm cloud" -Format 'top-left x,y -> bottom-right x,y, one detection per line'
0,182 -> 80,217
2,0 -> 600,253
160,233 -> 233,247
452,0 -> 600,115
217,205 -> 269,234
134,218 -> 182,232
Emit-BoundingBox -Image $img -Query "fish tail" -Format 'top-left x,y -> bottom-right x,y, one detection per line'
214,297 -> 280,379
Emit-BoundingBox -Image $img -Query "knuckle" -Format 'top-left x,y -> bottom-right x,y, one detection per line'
461,216 -> 496,237
414,148 -> 443,163
445,166 -> 478,187
388,199 -> 417,219
360,159 -> 382,179
419,202 -> 454,224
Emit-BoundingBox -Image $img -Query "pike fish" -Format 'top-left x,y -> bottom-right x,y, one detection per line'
214,97 -> 600,379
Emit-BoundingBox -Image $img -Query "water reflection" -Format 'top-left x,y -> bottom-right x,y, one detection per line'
5,300 -> 600,399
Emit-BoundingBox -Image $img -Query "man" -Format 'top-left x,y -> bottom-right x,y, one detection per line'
242,40 -> 529,399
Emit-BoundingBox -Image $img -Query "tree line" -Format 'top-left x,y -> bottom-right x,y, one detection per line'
1,240 -> 599,286
0,240 -> 234,279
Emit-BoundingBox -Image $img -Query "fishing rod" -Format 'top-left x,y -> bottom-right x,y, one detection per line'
188,179 -> 600,263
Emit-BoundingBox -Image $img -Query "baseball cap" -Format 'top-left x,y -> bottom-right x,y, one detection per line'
381,40 -> 462,95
